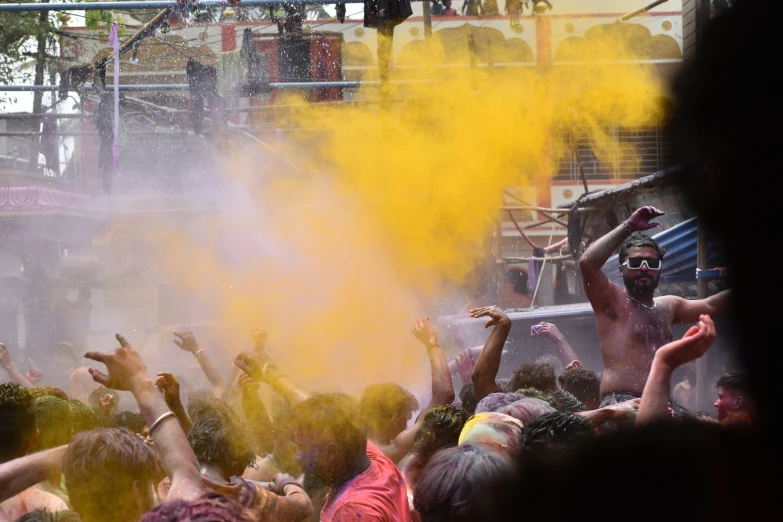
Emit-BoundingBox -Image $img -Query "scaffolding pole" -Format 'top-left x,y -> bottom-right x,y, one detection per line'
0,80 -> 440,92
0,0 -> 369,12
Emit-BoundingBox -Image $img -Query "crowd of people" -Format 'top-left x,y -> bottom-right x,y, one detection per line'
0,2 -> 778,519
0,204 -> 760,522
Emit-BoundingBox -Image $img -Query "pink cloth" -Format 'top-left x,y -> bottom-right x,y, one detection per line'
321,442 -> 412,522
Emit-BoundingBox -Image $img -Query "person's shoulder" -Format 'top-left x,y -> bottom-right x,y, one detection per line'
331,502 -> 389,522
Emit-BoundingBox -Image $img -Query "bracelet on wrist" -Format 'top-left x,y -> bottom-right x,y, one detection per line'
622,221 -> 633,234
193,348 -> 204,357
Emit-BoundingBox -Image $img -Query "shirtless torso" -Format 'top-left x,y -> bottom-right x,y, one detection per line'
580,206 -> 731,398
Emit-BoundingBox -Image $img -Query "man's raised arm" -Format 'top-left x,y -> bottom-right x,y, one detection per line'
579,206 -> 665,309
85,334 -> 205,502
470,306 -> 512,401
380,317 -> 456,463
668,289 -> 732,325
234,352 -> 312,407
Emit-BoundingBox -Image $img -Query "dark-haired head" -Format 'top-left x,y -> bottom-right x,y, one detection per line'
714,371 -> 755,422
33,396 -> 73,451
522,411 -> 594,453
619,232 -> 665,295
550,389 -> 586,413
292,393 -> 367,489
187,397 -> 237,424
63,428 -> 158,522
510,363 -> 557,393
0,383 -> 37,463
28,386 -> 69,401
458,383 -> 478,415
411,405 -> 470,467
68,399 -> 102,435
188,412 -> 256,479
140,493 -> 254,522
360,383 -> 419,442
413,444 -> 516,522
15,509 -> 82,522
112,411 -> 146,434
475,392 -> 525,414
558,366 -> 601,410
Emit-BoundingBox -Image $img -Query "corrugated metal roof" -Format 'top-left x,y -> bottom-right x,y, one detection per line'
602,217 -> 726,284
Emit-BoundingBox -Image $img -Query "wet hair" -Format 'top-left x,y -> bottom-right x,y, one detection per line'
497,398 -> 556,425
140,492 -> 254,522
411,405 -> 470,466
186,387 -> 214,407
360,383 -> 419,435
63,428 -> 157,522
293,393 -> 367,460
549,389 -> 586,413
187,397 -> 238,424
716,371 -> 751,394
15,509 -> 82,522
68,399 -> 103,434
28,386 -> 69,401
0,383 -> 36,462
535,354 -> 564,376
522,411 -> 594,452
510,363 -> 557,393
459,383 -> 478,415
618,232 -> 665,264
413,444 -> 516,522
112,411 -> 146,434
475,392 -> 525,414
33,396 -> 74,450
516,387 -> 557,407
188,413 -> 256,477
557,366 -> 601,408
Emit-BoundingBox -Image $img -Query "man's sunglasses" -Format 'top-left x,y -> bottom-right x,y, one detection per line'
621,258 -> 662,270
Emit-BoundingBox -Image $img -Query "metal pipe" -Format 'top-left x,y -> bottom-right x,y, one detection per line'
0,0 -> 368,12
0,80 -> 433,92
618,0 -> 669,22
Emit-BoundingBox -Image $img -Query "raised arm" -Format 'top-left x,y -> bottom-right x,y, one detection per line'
667,290 -> 732,324
0,344 -> 33,388
579,206 -> 664,310
155,372 -> 193,435
470,306 -> 512,401
173,331 -> 227,398
0,446 -> 67,504
377,318 -> 456,463
533,322 -> 579,367
636,315 -> 716,424
85,334 -> 205,502
238,373 -> 276,455
235,353 -> 312,407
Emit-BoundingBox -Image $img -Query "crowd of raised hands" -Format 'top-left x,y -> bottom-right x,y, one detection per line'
0,305 -> 750,522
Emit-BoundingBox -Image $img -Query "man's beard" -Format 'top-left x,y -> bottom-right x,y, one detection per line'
623,272 -> 659,295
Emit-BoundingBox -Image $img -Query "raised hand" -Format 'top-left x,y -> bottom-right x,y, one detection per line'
533,322 -> 565,343
469,305 -> 509,329
26,360 -> 44,384
655,314 -> 717,371
0,343 -> 11,368
155,372 -> 181,404
564,359 -> 582,372
84,334 -> 150,391
97,385 -> 117,416
239,373 -> 260,393
173,331 -> 199,354
234,351 -> 277,383
411,317 -> 439,348
454,349 -> 476,382
625,206 -> 665,232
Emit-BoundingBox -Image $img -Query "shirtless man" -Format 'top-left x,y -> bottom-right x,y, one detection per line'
579,206 -> 731,407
